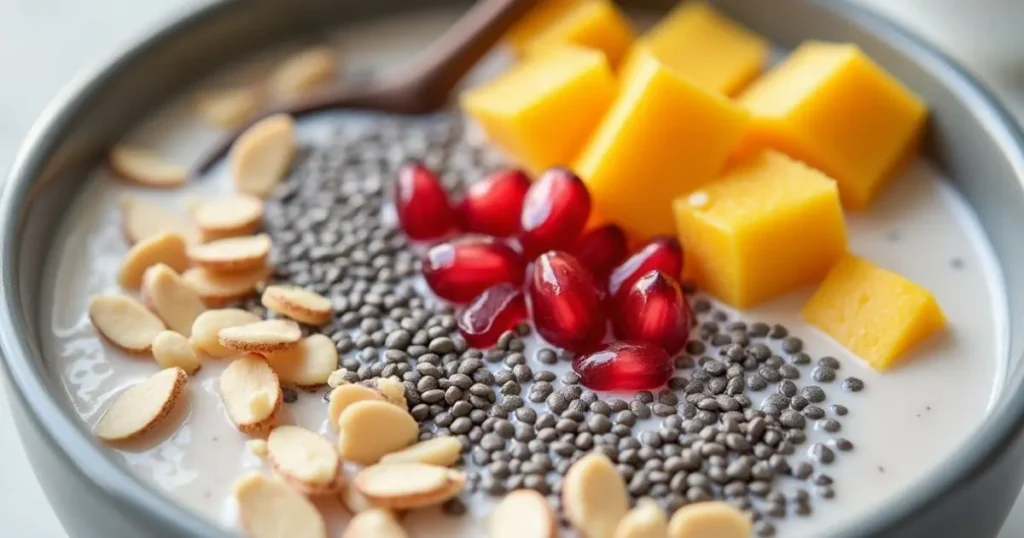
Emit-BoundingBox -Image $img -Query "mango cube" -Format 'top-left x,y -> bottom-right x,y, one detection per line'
622,1 -> 770,95
803,255 -> 947,371
504,0 -> 583,57
673,151 -> 847,308
461,45 -> 616,173
525,0 -> 636,69
736,42 -> 928,210
576,53 -> 748,238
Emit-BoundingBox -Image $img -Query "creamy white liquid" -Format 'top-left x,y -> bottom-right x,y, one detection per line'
39,9 -> 1006,537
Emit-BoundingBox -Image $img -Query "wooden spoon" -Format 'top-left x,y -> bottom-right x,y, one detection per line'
193,0 -> 540,173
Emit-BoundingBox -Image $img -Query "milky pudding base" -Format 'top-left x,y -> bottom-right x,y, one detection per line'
39,8 -> 1006,538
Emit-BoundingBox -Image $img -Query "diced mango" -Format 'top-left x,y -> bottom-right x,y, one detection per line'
461,45 -> 616,173
504,0 -> 584,57
802,254 -> 947,371
525,0 -> 636,69
576,52 -> 748,238
673,150 -> 847,308
621,1 -> 770,95
736,41 -> 928,210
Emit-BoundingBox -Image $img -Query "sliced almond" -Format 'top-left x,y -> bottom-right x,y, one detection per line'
340,477 -> 383,514
120,196 -> 201,245
379,437 -> 462,467
354,463 -> 465,509
187,234 -> 271,273
268,47 -> 338,102
109,145 -> 187,188
614,497 -> 667,538
193,86 -> 262,129
219,354 -> 283,433
266,425 -> 343,495
191,194 -> 264,241
261,285 -> 332,326
93,367 -> 188,442
141,264 -> 207,336
88,295 -> 166,353
337,400 -> 417,465
118,232 -> 189,290
219,319 -> 302,354
327,384 -> 385,427
234,472 -> 327,538
488,489 -> 557,538
326,368 -> 351,388
230,114 -> 296,198
371,376 -> 408,409
667,501 -> 751,538
151,330 -> 201,375
183,265 -> 270,307
563,454 -> 629,538
343,508 -> 408,538
189,308 -> 261,357
265,334 -> 338,387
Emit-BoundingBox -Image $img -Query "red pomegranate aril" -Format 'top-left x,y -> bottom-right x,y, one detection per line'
607,236 -> 684,297
613,270 -> 692,355
457,284 -> 528,348
570,224 -> 628,280
528,251 -> 606,353
459,168 -> 531,237
423,237 -> 526,303
573,341 -> 673,391
519,168 -> 591,257
394,160 -> 458,240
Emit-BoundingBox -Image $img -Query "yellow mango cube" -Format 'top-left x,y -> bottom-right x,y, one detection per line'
504,0 -> 583,57
736,41 -> 928,210
622,1 -> 770,95
461,45 -> 616,173
525,0 -> 636,68
673,151 -> 847,308
803,255 -> 947,371
576,52 -> 748,238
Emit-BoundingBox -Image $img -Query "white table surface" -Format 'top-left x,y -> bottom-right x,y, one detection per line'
1,0 -> 1023,536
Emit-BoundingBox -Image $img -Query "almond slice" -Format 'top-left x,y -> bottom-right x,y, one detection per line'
340,477 -> 384,514
614,497 -> 667,538
369,376 -> 408,409
268,47 -> 338,102
261,285 -> 332,326
230,114 -> 296,198
265,334 -> 338,387
183,265 -> 270,307
379,437 -> 462,467
93,367 -> 188,442
190,308 -> 261,357
219,319 -> 302,354
187,234 -> 271,273
193,86 -> 262,129
141,264 -> 207,336
267,425 -> 342,495
343,508 -> 408,538
667,501 -> 751,538
88,295 -> 166,353
109,145 -> 187,188
219,355 -> 283,433
327,384 -> 385,427
120,196 -> 201,245
118,232 -> 189,290
234,472 -> 327,538
191,194 -> 264,241
563,454 -> 629,538
354,463 -> 465,510
488,490 -> 557,538
337,400 -> 417,465
152,330 -> 201,375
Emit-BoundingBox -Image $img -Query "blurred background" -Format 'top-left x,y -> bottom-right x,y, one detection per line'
1,0 -> 1022,535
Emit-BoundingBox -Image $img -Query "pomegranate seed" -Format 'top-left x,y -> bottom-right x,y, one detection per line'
527,251 -> 606,353
573,341 -> 673,391
608,236 -> 684,297
613,270 -> 692,355
423,237 -> 525,303
570,224 -> 628,280
519,168 -> 591,257
457,284 -> 528,348
394,160 -> 457,240
459,168 -> 531,237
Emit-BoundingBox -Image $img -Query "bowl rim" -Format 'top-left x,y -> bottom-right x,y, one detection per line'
3,1 -> 1024,537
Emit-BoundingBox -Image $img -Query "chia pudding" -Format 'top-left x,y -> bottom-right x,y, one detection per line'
41,7 -> 1005,538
